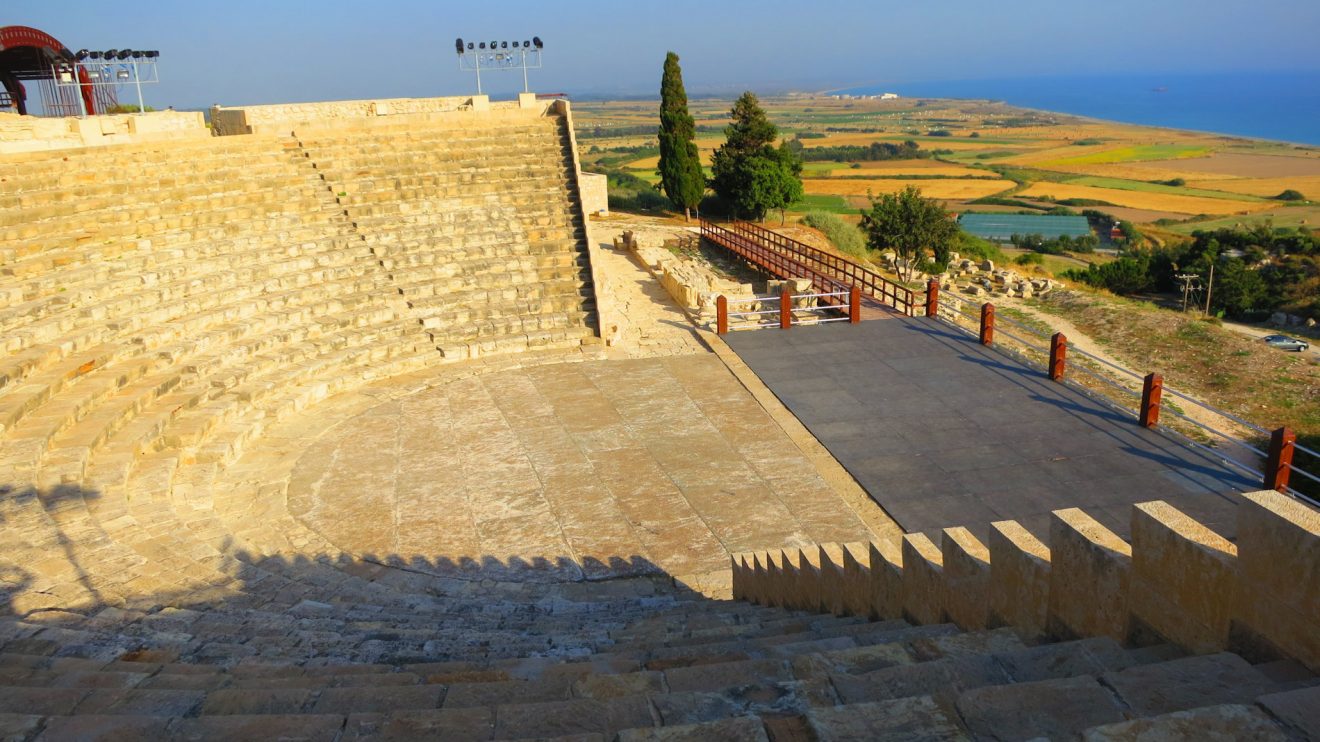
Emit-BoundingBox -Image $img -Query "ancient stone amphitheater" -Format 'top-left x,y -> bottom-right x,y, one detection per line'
0,96 -> 1316,740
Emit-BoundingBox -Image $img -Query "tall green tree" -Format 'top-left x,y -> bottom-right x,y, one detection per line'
657,52 -> 704,221
709,92 -> 803,221
859,185 -> 959,283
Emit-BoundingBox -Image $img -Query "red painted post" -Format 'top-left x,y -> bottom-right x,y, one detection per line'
925,279 -> 940,318
1049,332 -> 1068,381
716,295 -> 728,335
1264,426 -> 1296,492
849,286 -> 861,324
980,303 -> 995,345
1139,373 -> 1164,428
780,286 -> 792,329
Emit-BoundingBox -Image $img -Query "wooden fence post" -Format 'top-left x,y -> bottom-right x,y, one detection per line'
925,279 -> 940,318
716,295 -> 728,335
1264,426 -> 1296,492
1049,332 -> 1067,381
849,286 -> 861,324
780,286 -> 792,329
1139,373 -> 1163,428
980,303 -> 995,345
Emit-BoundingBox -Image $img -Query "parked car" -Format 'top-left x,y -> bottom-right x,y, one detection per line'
1262,334 -> 1310,352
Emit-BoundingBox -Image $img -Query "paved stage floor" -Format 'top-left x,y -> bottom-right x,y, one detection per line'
723,317 -> 1258,542
284,355 -> 885,583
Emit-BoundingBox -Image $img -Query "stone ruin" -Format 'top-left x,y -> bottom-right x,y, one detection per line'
940,252 -> 1059,300
615,230 -> 816,326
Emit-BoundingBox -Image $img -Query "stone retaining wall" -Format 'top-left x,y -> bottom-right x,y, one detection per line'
0,109 -> 207,153
733,490 -> 1320,672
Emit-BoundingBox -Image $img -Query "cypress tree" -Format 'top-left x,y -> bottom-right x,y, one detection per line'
657,52 -> 704,221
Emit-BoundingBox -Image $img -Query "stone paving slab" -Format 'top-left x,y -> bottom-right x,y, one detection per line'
723,318 -> 1256,542
285,355 -> 884,583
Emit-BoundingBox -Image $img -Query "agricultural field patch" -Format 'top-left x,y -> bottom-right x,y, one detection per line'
1123,152 -> 1320,178
1018,182 -> 1274,215
1066,176 -> 1267,202
1042,144 -> 1214,167
830,160 -> 991,177
1182,175 -> 1320,199
804,178 -> 1012,200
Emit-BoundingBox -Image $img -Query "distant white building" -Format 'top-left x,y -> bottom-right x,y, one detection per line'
880,92 -> 899,100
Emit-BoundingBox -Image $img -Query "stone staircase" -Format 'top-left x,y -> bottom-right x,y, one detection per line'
0,566 -> 1316,739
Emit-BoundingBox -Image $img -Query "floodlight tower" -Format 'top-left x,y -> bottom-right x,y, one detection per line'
455,36 -> 543,95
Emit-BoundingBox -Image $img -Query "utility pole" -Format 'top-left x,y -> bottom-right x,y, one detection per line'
1174,273 -> 1200,313
1203,262 -> 1215,317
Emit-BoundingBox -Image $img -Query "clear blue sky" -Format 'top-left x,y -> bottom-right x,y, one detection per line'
8,0 -> 1320,108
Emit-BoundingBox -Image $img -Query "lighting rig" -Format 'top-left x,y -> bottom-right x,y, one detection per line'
52,48 -> 160,115
455,37 -> 542,94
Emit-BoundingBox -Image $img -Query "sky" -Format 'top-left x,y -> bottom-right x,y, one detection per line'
7,0 -> 1320,109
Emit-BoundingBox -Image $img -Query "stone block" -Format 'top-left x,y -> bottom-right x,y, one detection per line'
1232,490 -> 1320,671
818,543 -> 847,616
958,675 -> 1126,740
794,547 -> 824,613
840,542 -> 873,618
808,696 -> 964,741
1256,685 -> 1320,740
1081,704 -> 1289,741
1100,652 -> 1273,717
942,527 -> 990,631
1048,508 -> 1131,641
1129,501 -> 1237,653
766,550 -> 792,608
988,520 -> 1051,639
901,533 -> 945,625
869,538 -> 903,620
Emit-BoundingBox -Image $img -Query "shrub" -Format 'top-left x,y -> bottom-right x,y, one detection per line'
1015,252 -> 1045,266
1155,178 -> 1187,187
1274,189 -> 1306,201
803,211 -> 867,258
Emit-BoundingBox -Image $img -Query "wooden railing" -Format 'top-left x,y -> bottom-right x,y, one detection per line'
718,220 -> 917,316
699,220 -> 852,306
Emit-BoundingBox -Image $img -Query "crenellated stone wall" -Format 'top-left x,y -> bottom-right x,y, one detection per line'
732,490 -> 1320,672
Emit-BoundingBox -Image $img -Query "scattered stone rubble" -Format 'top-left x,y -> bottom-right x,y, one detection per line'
935,252 -> 1059,300
614,231 -> 755,324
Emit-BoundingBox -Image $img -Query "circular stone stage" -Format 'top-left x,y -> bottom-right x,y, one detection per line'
278,354 -> 885,584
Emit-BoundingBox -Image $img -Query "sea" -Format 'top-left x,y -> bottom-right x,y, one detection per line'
838,71 -> 1320,147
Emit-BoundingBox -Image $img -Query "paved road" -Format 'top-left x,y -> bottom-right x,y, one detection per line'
724,317 -> 1260,543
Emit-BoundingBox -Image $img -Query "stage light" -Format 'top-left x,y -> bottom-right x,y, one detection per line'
532,37 -> 543,49
131,50 -> 145,59
104,49 -> 118,59
467,43 -> 473,50
75,49 -> 89,60
501,41 -> 507,49
523,41 -> 530,48
489,40 -> 497,48
479,42 -> 486,49
455,37 -> 464,54
117,50 -> 133,60
89,51 -> 102,60
117,68 -> 131,81
145,51 -> 159,58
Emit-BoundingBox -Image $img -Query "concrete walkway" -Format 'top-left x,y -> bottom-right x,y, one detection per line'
722,317 -> 1259,542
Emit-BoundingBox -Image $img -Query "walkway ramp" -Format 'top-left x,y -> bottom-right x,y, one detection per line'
723,317 -> 1256,542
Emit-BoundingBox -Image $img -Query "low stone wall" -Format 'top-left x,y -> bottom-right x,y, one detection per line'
732,490 -> 1320,672
0,110 -> 208,153
210,94 -> 539,136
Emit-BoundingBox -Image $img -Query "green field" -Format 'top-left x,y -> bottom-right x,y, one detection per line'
788,194 -> 855,214
1044,144 -> 1212,166
1066,176 -> 1269,202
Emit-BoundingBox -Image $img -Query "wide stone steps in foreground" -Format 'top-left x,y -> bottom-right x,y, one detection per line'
0,597 -> 1314,740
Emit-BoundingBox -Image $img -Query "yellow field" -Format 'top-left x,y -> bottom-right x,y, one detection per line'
805,133 -> 992,151
804,178 -> 1011,200
828,160 -> 990,177
1044,162 -> 1240,182
1184,175 -> 1320,199
1018,183 -> 1274,215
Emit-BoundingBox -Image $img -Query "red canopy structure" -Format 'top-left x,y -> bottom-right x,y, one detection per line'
0,25 -> 99,115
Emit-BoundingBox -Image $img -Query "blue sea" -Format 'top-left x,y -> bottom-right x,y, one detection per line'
839,71 -> 1320,146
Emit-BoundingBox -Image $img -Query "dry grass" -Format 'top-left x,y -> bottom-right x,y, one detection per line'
1018,182 -> 1272,215
803,178 -> 1011,199
826,161 -> 990,177
1034,290 -> 1320,442
1133,152 -> 1320,178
